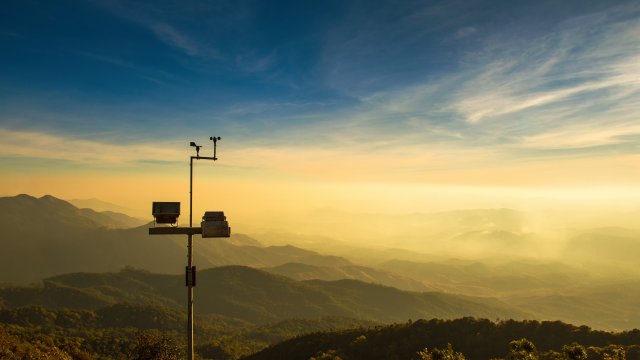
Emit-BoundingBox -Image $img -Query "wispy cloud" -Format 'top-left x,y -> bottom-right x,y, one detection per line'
0,127 -> 183,165
450,4 -> 640,125
146,21 -> 201,57
0,124 -> 497,182
455,26 -> 477,39
223,142 -> 499,182
306,2 -> 640,158
519,123 -> 640,150
93,0 -> 215,58
3,0 -> 639,178
75,51 -> 177,85
235,51 -> 278,73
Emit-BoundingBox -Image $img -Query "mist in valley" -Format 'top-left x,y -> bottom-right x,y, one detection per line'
246,205 -> 640,277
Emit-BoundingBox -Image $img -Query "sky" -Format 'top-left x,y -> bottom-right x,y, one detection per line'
1,0 -> 639,231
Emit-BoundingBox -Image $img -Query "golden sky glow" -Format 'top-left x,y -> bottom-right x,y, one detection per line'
1,1 -> 639,239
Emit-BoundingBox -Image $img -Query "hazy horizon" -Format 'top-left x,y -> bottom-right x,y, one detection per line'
4,192 -> 640,280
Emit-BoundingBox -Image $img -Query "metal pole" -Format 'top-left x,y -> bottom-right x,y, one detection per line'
187,156 -> 194,360
186,141 -> 217,360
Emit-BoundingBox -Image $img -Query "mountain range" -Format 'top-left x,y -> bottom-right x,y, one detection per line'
0,194 -> 420,291
0,266 -> 528,324
2,194 -> 640,330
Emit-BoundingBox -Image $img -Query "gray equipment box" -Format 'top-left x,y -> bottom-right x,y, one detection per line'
201,211 -> 230,238
152,202 -> 180,224
202,211 -> 226,221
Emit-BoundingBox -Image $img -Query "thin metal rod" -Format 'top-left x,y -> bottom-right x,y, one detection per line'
190,156 -> 194,228
187,156 -> 194,360
186,142 -> 218,360
187,234 -> 194,360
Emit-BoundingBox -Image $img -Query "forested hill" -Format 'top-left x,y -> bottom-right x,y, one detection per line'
0,266 -> 527,324
244,317 -> 640,360
0,304 -> 376,359
3,305 -> 638,359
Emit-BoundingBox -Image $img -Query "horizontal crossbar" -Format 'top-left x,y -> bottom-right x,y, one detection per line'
148,227 -> 202,235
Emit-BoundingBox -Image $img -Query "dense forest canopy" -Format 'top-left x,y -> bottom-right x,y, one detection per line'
2,305 -> 639,359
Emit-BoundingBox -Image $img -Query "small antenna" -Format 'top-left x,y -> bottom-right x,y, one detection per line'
209,136 -> 221,160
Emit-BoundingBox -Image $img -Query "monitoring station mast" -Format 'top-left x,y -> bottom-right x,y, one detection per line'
149,136 -> 230,360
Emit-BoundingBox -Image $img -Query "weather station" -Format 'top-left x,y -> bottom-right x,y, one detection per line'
149,136 -> 230,360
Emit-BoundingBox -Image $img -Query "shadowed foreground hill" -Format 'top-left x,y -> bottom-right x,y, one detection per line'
243,317 -> 640,360
0,266 -> 527,324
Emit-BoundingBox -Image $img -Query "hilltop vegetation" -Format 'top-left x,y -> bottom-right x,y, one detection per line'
1,267 -> 639,359
3,306 -> 638,359
245,318 -> 640,360
0,304 -> 374,359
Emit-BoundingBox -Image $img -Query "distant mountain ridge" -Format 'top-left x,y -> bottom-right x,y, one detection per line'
1,194 -> 143,229
377,258 -> 589,296
263,262 -> 430,292
79,209 -> 146,229
0,194 -> 354,283
67,197 -> 138,215
4,194 -> 640,331
1,194 -> 438,291
0,266 -> 529,324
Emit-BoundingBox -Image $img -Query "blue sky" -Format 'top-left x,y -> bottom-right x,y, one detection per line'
1,0 -> 639,214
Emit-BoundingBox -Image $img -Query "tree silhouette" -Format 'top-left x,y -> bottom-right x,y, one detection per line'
562,343 -> 587,360
128,331 -> 182,360
602,345 -> 626,360
417,343 -> 466,360
507,338 -> 538,360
